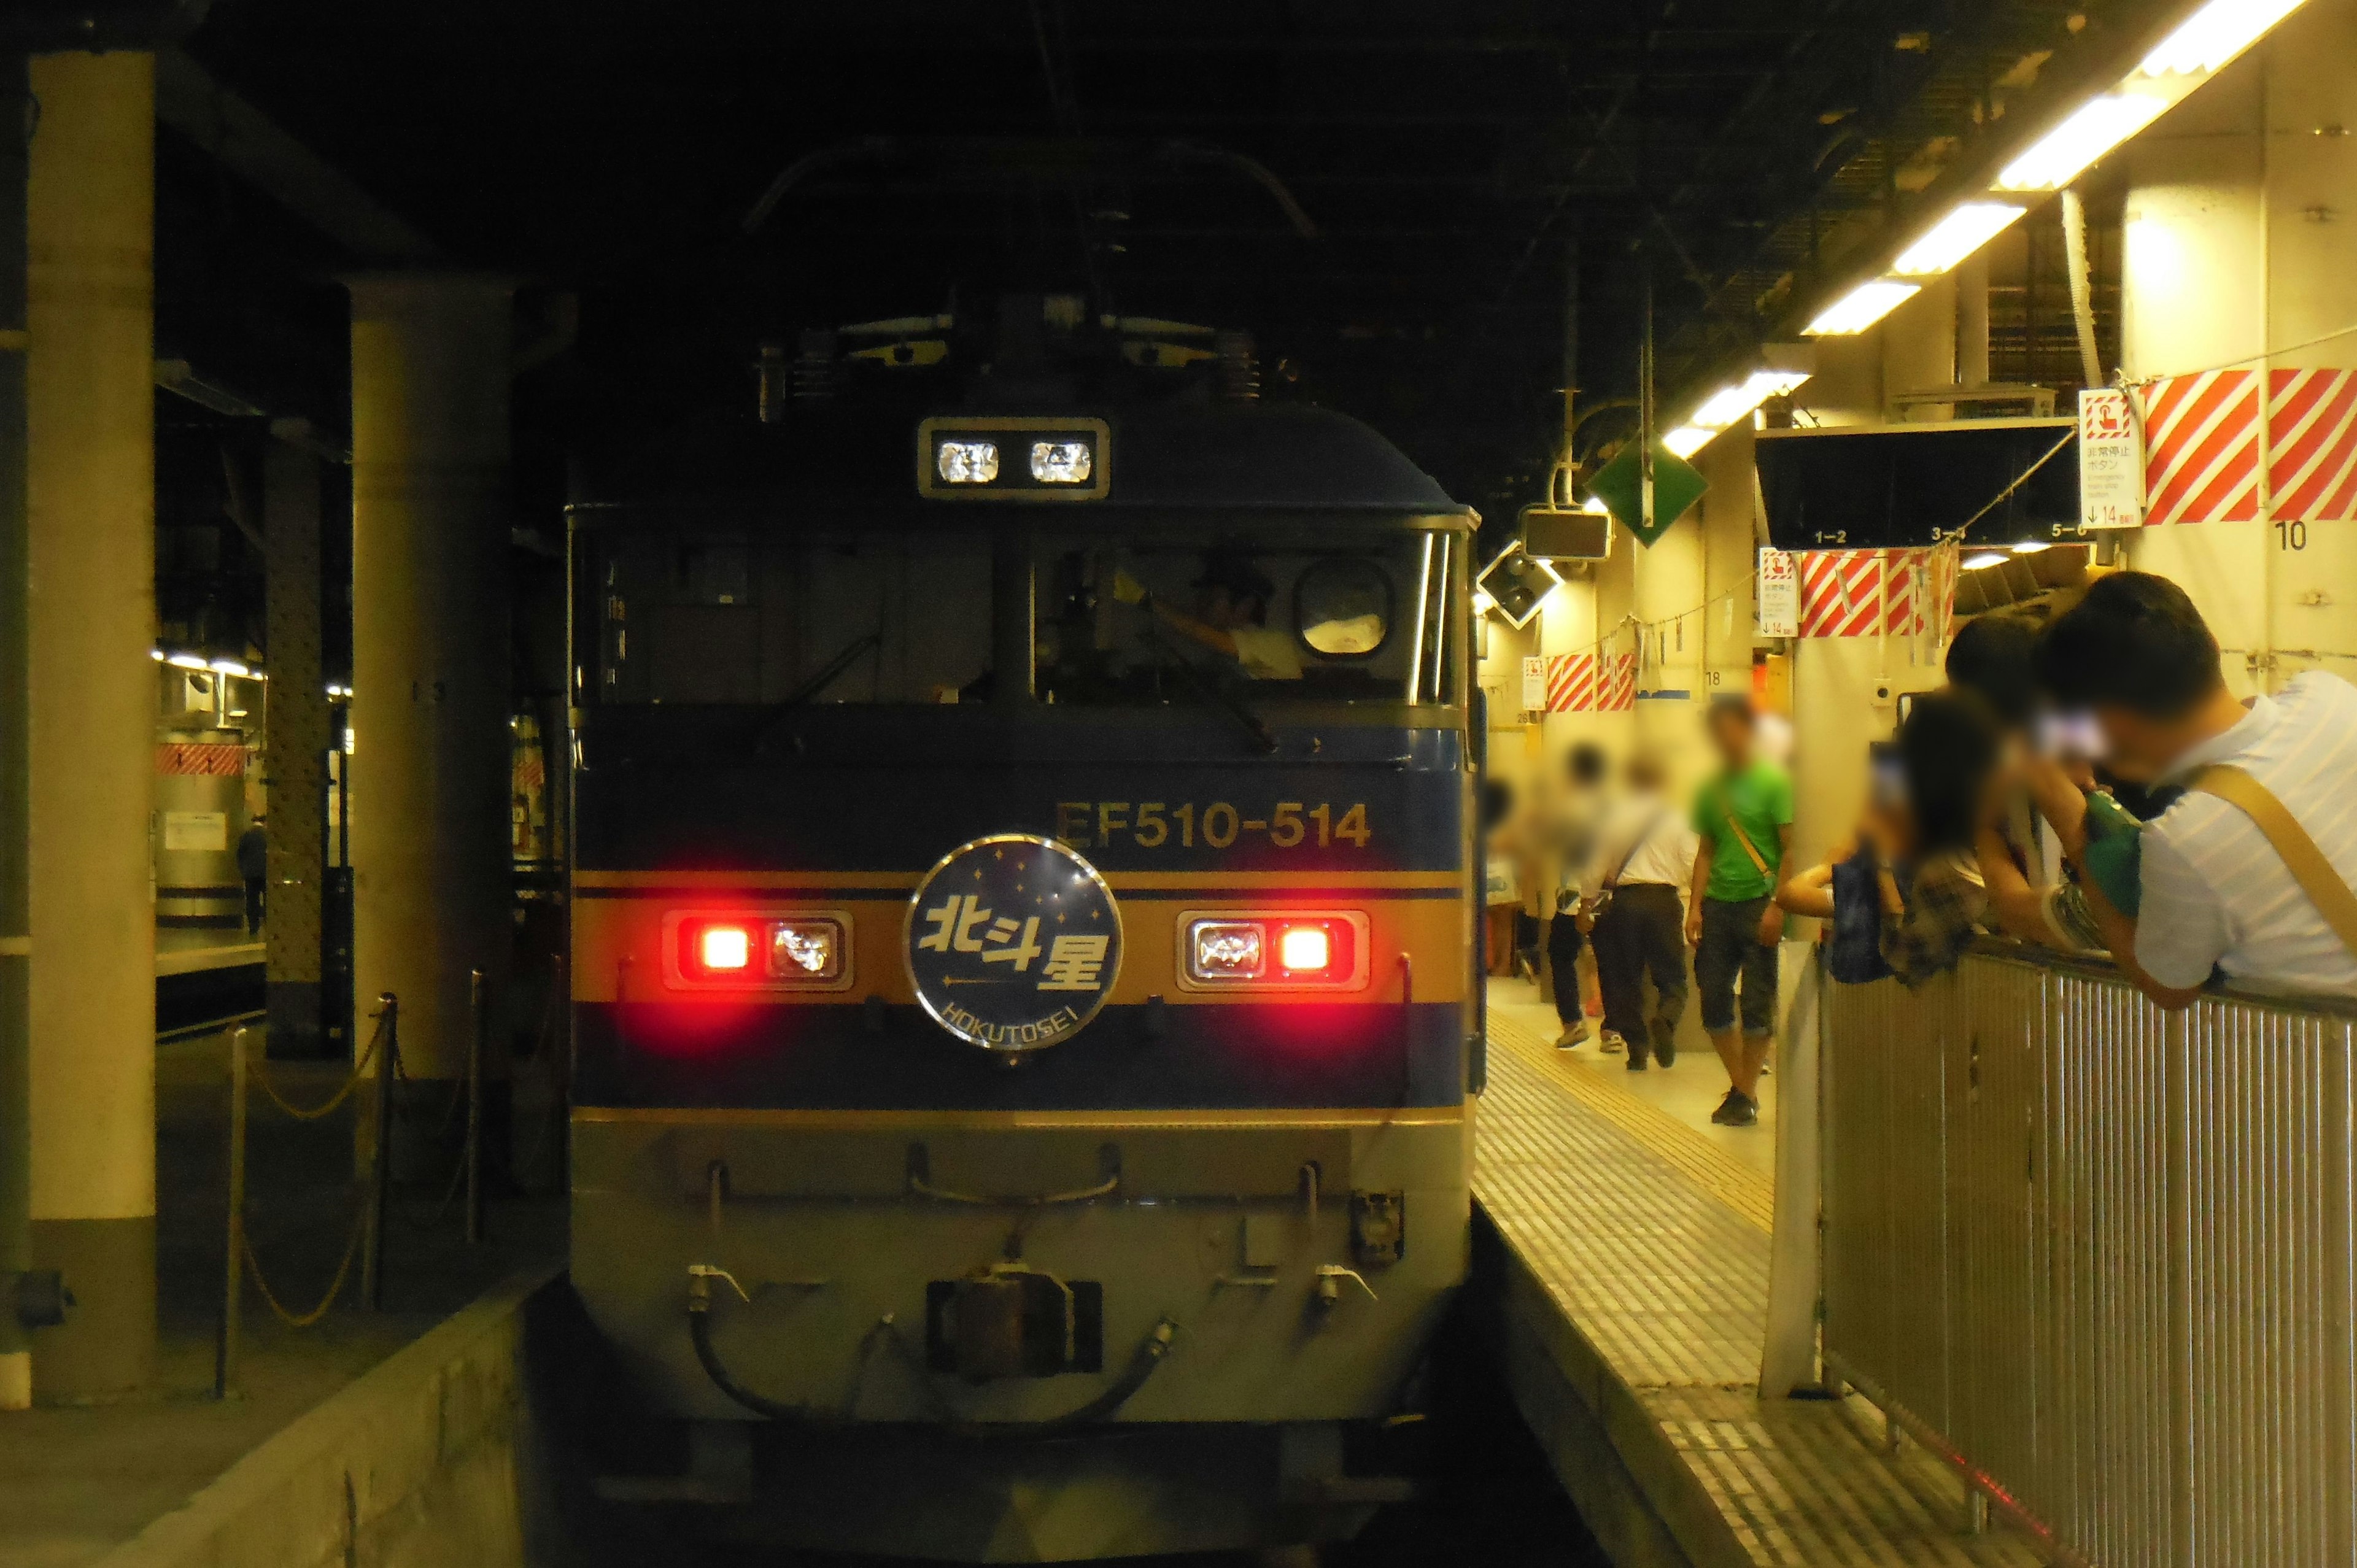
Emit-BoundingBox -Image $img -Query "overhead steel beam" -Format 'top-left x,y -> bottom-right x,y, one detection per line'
153,45 -> 441,265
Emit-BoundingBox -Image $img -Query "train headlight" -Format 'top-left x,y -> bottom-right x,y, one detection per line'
918,417 -> 1110,499
935,439 -> 1000,485
1178,912 -> 1369,991
1029,440 -> 1093,484
769,919 -> 843,981
1189,921 -> 1265,981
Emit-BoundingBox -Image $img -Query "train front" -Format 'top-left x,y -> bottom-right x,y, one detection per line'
567,369 -> 1480,1559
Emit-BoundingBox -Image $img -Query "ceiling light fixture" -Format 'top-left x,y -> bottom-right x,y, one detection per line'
1662,425 -> 1714,460
1690,369 -> 1814,430
1890,203 -> 2029,274
1997,93 -> 2169,191
1806,280 -> 1921,336
1962,552 -> 2010,571
2142,0 -> 2309,75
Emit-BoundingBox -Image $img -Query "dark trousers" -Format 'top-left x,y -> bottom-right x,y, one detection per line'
244,877 -> 265,935
1544,911 -> 1586,1028
1592,883 -> 1687,1060
1696,894 -> 1778,1036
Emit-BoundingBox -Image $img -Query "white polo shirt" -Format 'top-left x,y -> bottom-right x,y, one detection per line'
1580,790 -> 1700,898
2135,671 -> 2357,996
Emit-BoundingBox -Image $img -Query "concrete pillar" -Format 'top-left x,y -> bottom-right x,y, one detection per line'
263,442 -> 328,1057
1956,250 -> 1991,388
1882,274 -> 1958,419
1788,277 -> 1957,880
2121,1 -> 2357,694
26,50 -> 155,1400
347,276 -> 511,1172
0,50 -> 31,1415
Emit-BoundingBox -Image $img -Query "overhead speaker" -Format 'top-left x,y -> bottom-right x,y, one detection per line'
1519,504 -> 1612,562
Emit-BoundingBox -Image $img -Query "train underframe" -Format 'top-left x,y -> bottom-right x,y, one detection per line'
570,1106 -> 1472,1561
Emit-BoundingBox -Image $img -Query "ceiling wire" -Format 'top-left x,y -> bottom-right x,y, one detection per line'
1027,0 -> 1104,303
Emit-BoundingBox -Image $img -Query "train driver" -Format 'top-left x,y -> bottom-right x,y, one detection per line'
1113,551 -> 1304,681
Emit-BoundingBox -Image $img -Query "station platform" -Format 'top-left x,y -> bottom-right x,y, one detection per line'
154,935 -> 262,978
1473,1006 -> 2042,1568
2,1028 -> 562,1568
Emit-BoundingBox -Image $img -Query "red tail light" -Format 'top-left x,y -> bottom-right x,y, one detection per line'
696,923 -> 753,973
1277,923 -> 1335,976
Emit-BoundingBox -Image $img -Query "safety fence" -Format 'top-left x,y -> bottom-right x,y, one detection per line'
1819,945 -> 2357,1568
211,964 -> 524,1398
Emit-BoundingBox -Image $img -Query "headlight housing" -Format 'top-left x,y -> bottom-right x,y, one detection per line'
664,911 -> 854,992
1178,911 -> 1369,991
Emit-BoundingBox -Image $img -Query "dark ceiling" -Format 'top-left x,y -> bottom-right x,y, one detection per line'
159,0 -> 2177,526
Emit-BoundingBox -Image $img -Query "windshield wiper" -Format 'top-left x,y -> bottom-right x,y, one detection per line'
1144,620 -> 1279,755
749,629 -> 881,754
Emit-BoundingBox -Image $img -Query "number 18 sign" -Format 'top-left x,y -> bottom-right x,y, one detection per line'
2078,388 -> 2143,530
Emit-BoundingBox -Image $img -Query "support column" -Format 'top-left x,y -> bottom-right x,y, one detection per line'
2121,2 -> 2357,695
26,50 -> 156,1400
263,441 -> 328,1058
0,50 -> 33,1413
347,276 -> 511,1175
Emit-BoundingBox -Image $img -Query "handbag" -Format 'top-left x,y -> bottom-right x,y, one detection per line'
1827,854 -> 1895,984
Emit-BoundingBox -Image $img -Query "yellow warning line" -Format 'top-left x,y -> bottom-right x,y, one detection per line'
1488,1008 -> 1774,1233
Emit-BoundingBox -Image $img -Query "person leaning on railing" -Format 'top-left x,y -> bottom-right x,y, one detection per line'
1776,690 -> 1992,989
2034,571 -> 2357,1009
1943,612 -> 2127,958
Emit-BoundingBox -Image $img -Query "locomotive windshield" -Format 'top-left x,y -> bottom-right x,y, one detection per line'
584,521 -> 1465,712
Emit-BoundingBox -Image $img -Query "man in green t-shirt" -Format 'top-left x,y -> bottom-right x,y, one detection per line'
1685,697 -> 1793,1127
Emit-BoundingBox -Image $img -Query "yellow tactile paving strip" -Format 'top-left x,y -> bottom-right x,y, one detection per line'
1488,1010 -> 1775,1233
1475,1021 -> 2043,1567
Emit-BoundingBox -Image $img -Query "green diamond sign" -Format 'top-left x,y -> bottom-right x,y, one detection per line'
1589,439 -> 1708,547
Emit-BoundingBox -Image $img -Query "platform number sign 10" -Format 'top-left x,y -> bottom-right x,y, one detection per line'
2078,388 -> 2143,531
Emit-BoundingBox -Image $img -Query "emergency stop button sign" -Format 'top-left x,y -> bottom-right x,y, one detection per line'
905,833 -> 1124,1056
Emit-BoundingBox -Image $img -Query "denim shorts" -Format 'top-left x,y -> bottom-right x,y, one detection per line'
1695,894 -> 1778,1037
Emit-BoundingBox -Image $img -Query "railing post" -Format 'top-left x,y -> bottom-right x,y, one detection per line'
362,993 -> 395,1310
465,968 -> 484,1245
213,1024 -> 249,1400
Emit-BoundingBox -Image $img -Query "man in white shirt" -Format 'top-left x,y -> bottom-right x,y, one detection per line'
2037,571 -> 2357,1005
1582,753 -> 1700,1067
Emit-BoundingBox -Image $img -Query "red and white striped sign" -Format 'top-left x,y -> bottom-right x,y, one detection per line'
2142,369 -> 2262,525
155,743 -> 248,777
2267,368 -> 2357,523
1600,652 -> 1636,712
1542,652 -> 1636,713
2136,368 -> 2357,523
1797,550 -> 1920,638
1544,652 -> 1593,713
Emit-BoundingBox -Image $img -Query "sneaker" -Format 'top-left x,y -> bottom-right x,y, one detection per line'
1722,1091 -> 1759,1127
1599,1030 -> 1627,1054
1554,1021 -> 1590,1049
1625,1054 -> 1649,1072
1709,1087 -> 1744,1126
1649,1019 -> 1677,1068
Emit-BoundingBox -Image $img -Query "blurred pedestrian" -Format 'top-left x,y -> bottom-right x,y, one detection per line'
237,814 -> 268,936
1686,697 -> 1791,1126
1584,752 -> 1697,1067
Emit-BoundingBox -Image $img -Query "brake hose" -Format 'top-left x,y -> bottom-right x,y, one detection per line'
686,1265 -> 1178,1435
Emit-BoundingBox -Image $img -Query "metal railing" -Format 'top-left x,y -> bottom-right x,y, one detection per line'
1819,943 -> 2357,1568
